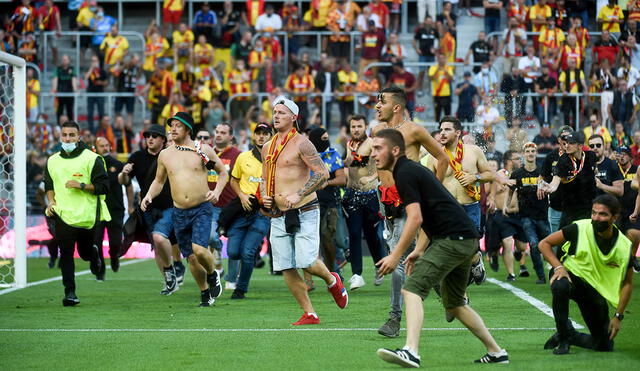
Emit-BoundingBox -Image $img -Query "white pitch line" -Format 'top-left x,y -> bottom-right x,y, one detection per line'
0,259 -> 150,296
486,278 -> 584,329
0,327 -> 558,333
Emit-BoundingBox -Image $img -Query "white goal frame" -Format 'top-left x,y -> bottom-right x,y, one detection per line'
0,51 -> 27,288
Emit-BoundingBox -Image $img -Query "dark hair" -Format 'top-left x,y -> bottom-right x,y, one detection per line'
430,130 -> 440,137
216,122 -> 233,135
593,194 -> 622,216
379,87 -> 407,109
374,129 -> 405,154
588,133 -> 604,143
438,115 -> 462,132
504,150 -> 517,163
348,114 -> 368,127
61,121 -> 80,131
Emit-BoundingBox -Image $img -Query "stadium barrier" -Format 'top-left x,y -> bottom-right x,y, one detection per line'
39,92 -> 147,126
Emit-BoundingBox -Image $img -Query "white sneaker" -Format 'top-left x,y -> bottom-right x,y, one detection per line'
374,268 -> 384,286
349,274 -> 365,290
225,281 -> 236,290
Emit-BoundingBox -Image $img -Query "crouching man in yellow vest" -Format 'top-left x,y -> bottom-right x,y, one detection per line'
44,121 -> 111,307
539,194 -> 634,355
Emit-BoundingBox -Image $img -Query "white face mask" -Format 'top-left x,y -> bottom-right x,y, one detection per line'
61,142 -> 77,153
482,68 -> 489,74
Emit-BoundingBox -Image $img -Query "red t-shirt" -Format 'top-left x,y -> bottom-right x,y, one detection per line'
39,5 -> 60,31
362,29 -> 386,60
389,71 -> 416,102
208,146 -> 241,207
370,2 -> 390,27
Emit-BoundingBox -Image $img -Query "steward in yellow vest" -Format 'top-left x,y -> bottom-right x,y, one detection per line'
43,121 -> 110,307
539,195 -> 634,355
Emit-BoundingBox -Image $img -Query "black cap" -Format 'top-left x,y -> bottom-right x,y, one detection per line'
618,146 -> 632,156
558,125 -> 574,135
166,111 -> 195,133
254,122 -> 273,134
143,124 -> 167,139
564,133 -> 581,144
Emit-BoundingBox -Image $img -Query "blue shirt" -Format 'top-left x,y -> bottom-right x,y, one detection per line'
315,148 -> 345,206
68,0 -> 83,11
194,10 -> 217,26
91,16 -> 116,45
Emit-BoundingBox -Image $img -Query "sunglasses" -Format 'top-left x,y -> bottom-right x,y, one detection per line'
144,133 -> 161,139
197,136 -> 210,140
589,143 -> 603,149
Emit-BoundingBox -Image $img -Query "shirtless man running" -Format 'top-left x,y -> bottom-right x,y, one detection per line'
142,112 -> 227,307
260,98 -> 348,325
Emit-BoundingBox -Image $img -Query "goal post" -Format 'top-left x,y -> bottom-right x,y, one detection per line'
0,51 -> 27,288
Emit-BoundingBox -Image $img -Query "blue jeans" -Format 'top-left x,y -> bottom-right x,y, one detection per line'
226,212 -> 270,293
520,217 -> 550,280
548,207 -> 562,233
484,16 -> 500,34
172,202 -> 213,258
208,206 -> 223,250
344,190 -> 387,276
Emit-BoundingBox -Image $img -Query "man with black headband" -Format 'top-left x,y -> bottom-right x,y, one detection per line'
540,195 -> 634,355
142,112 -> 227,307
260,98 -> 348,325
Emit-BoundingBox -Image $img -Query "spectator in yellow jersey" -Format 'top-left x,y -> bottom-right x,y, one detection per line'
172,23 -> 194,72
285,64 -> 315,129
162,0 -> 185,36
598,0 -> 625,35
228,59 -> 253,120
160,92 -> 186,130
26,67 -> 40,124
337,61 -> 358,126
76,0 -> 96,63
429,54 -> 454,122
143,27 -> 170,81
100,25 -> 129,76
538,18 -> 565,57
193,34 -> 215,78
248,38 -> 268,91
558,58 -> 587,125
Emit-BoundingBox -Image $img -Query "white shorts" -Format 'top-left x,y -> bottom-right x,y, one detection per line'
270,207 -> 320,271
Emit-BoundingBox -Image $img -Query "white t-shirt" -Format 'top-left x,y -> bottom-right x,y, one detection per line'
502,27 -> 527,56
518,56 -> 541,84
356,13 -> 382,31
617,66 -> 640,88
255,13 -> 283,31
475,105 -> 500,126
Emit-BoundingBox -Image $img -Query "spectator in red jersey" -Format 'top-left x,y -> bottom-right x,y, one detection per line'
370,0 -> 390,29
38,0 -> 61,65
593,30 -> 619,67
359,20 -> 386,77
386,60 -> 417,116
630,130 -> 640,165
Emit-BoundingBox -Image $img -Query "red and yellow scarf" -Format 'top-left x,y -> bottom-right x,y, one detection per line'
264,128 -> 297,198
444,140 -> 481,201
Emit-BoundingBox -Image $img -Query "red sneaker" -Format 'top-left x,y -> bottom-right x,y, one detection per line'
292,312 -> 320,325
327,272 -> 348,309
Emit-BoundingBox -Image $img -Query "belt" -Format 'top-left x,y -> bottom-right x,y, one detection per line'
297,200 -> 319,214
433,235 -> 476,241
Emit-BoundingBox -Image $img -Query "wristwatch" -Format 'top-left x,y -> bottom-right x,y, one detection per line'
614,312 -> 624,321
475,174 -> 481,181
80,182 -> 86,191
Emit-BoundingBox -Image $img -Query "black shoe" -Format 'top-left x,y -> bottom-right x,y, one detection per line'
536,278 -> 546,284
207,270 -> 222,298
506,274 -> 516,282
514,250 -> 523,261
490,254 -> 499,272
254,257 -> 265,269
110,257 -> 120,273
378,317 -> 401,338
160,267 -> 178,295
48,257 -> 56,269
474,350 -> 509,364
231,288 -> 246,300
470,251 -> 486,285
377,348 -> 421,368
553,342 -> 570,355
89,245 -> 102,277
174,261 -> 185,286
62,292 -> 80,307
632,258 -> 640,273
544,332 -> 560,349
200,289 -> 215,307
519,265 -> 530,277
96,273 -> 105,282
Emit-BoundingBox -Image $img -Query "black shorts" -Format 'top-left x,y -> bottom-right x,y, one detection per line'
488,212 -> 527,249
618,213 -> 640,234
329,41 -> 349,59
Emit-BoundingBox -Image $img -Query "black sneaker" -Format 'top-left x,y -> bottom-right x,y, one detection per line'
506,274 -> 516,282
48,256 -> 56,269
231,288 -> 246,300
632,258 -> 640,273
62,292 -> 80,307
544,332 -> 560,350
378,317 -> 400,338
519,265 -> 530,277
96,273 -> 105,282
514,250 -> 523,261
89,245 -> 102,277
255,256 -> 265,269
207,270 -> 222,298
200,289 -> 215,307
535,278 -> 546,284
174,262 -> 185,286
110,257 -> 120,273
553,342 -> 570,355
160,268 -> 178,295
470,251 -> 486,285
474,350 -> 509,364
377,348 -> 420,368
490,254 -> 499,272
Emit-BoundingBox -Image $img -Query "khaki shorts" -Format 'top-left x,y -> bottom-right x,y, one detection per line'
403,237 -> 477,309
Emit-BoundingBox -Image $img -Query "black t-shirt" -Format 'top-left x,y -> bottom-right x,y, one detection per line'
103,155 -> 125,215
535,75 -> 557,91
393,156 -> 479,239
414,27 -> 437,57
553,150 -> 598,212
87,68 -> 108,93
562,223 -> 631,263
469,40 -> 492,64
117,66 -> 139,92
621,165 -> 638,215
436,13 -> 457,38
595,157 -> 624,197
510,166 -> 548,220
55,65 -> 75,92
541,149 -> 563,210
127,149 -> 173,210
533,134 -> 557,155
484,0 -> 503,17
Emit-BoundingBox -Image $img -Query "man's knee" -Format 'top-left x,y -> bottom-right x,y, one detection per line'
152,233 -> 167,247
551,277 -> 571,296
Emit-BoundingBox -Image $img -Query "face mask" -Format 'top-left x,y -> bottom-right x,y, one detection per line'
592,219 -> 610,233
97,11 -> 104,18
309,128 -> 330,153
61,142 -> 77,153
482,68 -> 489,74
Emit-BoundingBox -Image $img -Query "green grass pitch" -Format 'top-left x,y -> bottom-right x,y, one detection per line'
1,258 -> 639,370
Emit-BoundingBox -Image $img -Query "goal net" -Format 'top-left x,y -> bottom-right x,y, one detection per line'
0,52 -> 27,289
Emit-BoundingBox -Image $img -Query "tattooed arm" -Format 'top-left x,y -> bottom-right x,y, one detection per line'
298,139 -> 329,198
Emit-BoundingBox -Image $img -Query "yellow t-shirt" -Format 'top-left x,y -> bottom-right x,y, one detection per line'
261,99 -> 272,122
337,70 -> 358,101
598,5 -> 625,33
163,0 -> 183,11
27,79 -> 40,110
76,7 -> 94,28
231,150 -> 264,196
307,0 -> 334,27
172,30 -> 194,47
583,126 -> 613,145
194,43 -> 214,66
143,38 -> 170,71
428,65 -> 454,97
529,4 -> 552,33
538,28 -> 566,53
558,70 -> 585,93
100,35 -> 129,65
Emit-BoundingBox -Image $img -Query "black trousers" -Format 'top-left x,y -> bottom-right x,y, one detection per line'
550,270 -> 614,351
56,217 -> 99,294
56,97 -> 74,124
434,96 -> 451,122
95,213 -> 124,275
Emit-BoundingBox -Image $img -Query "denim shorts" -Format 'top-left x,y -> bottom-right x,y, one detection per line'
270,207 -> 320,271
143,207 -> 174,239
462,202 -> 481,232
172,202 -> 214,258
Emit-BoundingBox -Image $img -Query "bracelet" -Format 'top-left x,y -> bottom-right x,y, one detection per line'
554,265 -> 565,271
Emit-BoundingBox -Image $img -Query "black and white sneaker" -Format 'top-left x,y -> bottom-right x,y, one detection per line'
474,349 -> 509,364
519,265 -> 530,277
470,251 -> 486,285
207,270 -> 222,298
200,289 -> 215,307
174,262 -> 185,286
632,258 -> 640,273
160,268 -> 179,295
89,245 -> 102,277
62,291 -> 80,307
377,348 -> 421,368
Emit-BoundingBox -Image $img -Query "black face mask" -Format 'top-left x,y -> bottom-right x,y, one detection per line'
309,127 -> 330,153
592,219 -> 610,233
